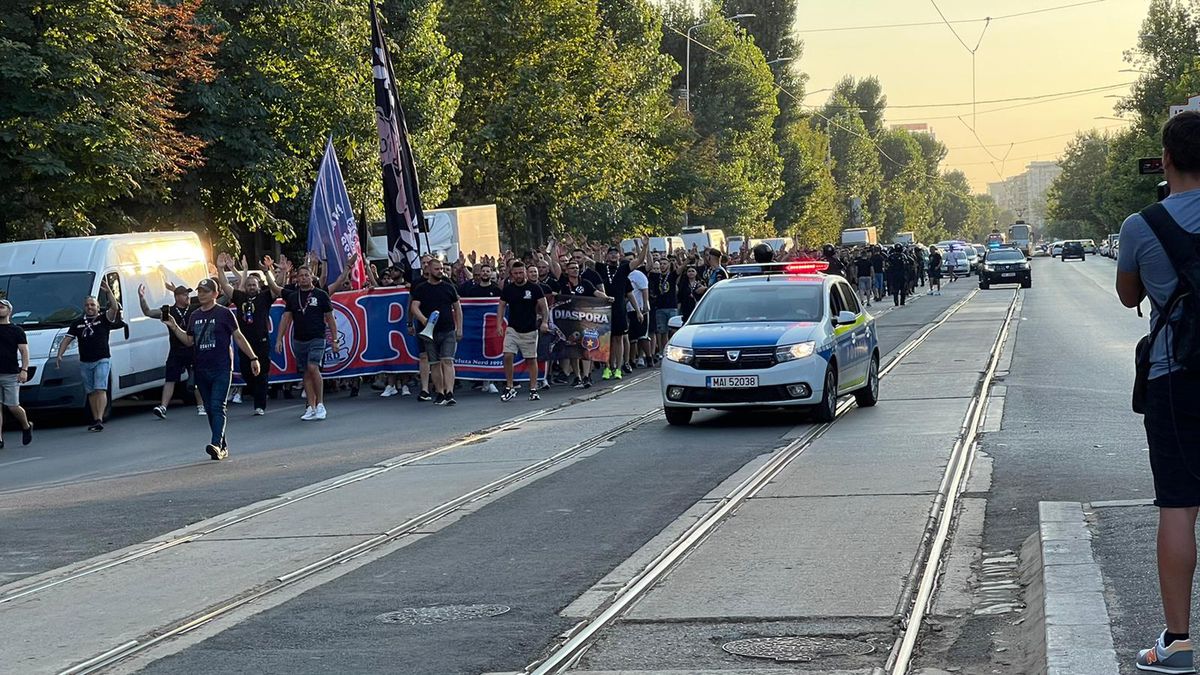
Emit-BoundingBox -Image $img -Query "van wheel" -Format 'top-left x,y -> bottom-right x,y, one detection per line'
664,407 -> 692,426
854,355 -> 880,408
812,367 -> 838,423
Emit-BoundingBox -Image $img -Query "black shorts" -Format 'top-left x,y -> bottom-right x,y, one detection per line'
1145,371 -> 1200,508
627,311 -> 649,342
165,350 -> 194,383
610,302 -> 629,336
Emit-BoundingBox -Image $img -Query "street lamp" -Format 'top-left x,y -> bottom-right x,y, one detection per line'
685,13 -> 756,113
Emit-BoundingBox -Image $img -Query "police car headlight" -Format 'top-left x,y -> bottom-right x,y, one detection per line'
50,333 -> 77,358
664,345 -> 694,364
775,341 -> 816,363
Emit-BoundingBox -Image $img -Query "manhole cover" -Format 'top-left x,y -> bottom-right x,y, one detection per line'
376,604 -> 510,625
722,636 -> 875,662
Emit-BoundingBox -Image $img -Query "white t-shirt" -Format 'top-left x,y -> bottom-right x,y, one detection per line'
626,269 -> 649,313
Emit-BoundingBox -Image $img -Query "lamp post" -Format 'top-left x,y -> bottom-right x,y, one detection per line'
685,13 -> 755,113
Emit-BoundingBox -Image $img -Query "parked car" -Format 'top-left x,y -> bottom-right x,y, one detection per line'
1098,241 -> 1111,257
1081,239 -> 1097,254
941,249 -> 971,277
1050,241 -> 1065,257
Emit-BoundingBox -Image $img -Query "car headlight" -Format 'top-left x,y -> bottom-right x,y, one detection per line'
775,341 -> 816,363
50,333 -> 77,358
664,345 -> 694,364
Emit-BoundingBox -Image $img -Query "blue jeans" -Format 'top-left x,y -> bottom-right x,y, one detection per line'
194,368 -> 231,448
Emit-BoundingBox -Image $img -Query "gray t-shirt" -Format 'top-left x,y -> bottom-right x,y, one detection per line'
1117,187 -> 1200,377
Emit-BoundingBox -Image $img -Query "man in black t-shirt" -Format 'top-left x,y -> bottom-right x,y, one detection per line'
57,281 -> 125,431
497,262 -> 548,402
0,299 -> 33,447
230,275 -> 276,415
596,237 -> 649,381
410,259 -> 463,405
275,266 -> 339,421
140,283 -> 205,419
648,258 -> 679,360
557,261 -> 614,388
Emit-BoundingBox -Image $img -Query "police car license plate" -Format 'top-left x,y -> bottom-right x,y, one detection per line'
1001,272 -> 1016,277
707,375 -> 758,388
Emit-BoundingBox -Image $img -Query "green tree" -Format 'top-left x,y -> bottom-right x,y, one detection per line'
1045,130 -> 1111,239
932,170 -> 974,239
381,0 -> 463,209
1116,0 -> 1200,132
721,0 -> 807,120
180,0 -> 377,249
0,0 -> 217,240
826,98 -> 881,227
1097,126 -> 1161,228
820,75 -> 887,137
768,116 -> 841,244
877,129 -> 932,241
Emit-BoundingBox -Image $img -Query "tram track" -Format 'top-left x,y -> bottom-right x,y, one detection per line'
40,288 -> 994,675
523,288 -> 1007,674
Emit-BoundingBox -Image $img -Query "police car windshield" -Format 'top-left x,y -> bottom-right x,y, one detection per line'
689,284 -> 823,324
986,249 -> 1025,262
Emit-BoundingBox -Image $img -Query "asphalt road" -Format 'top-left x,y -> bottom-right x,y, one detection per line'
933,253 -> 1156,673
0,283 -> 961,590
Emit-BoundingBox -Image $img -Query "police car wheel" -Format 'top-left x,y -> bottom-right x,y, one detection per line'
813,368 -> 837,423
664,407 -> 693,426
854,355 -> 880,408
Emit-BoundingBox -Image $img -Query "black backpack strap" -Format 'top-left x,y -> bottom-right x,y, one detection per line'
1140,203 -> 1200,274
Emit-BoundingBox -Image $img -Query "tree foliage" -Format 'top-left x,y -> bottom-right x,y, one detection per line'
1045,131 -> 1111,239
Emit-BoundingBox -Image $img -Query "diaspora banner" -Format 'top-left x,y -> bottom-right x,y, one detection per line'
236,288 -> 531,383
549,295 -> 612,364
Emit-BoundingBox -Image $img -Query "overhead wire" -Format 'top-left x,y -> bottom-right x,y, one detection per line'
794,0 -> 1107,34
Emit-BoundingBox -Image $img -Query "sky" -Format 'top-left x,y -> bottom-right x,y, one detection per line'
790,0 -> 1149,192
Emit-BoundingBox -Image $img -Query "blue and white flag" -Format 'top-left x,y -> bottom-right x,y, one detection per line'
307,139 -> 365,289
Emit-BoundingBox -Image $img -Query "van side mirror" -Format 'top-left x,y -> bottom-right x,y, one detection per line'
834,310 -> 857,325
667,315 -> 684,330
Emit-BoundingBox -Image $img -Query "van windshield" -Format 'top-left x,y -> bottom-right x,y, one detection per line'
0,272 -> 96,327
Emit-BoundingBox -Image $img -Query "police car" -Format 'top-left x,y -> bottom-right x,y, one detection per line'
661,261 -> 880,426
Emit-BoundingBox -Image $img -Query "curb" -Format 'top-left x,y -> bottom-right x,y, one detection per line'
1038,501 -> 1120,675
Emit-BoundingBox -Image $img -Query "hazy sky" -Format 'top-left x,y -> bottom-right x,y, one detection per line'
791,0 -> 1149,192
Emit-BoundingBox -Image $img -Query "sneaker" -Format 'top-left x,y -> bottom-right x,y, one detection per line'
253,408 -> 265,416
529,390 -> 541,401
380,385 -> 398,398
484,383 -> 499,394
540,380 -> 551,391
205,444 -> 221,461
623,364 -> 633,374
22,423 -> 33,446
635,358 -> 646,368
552,373 -> 570,385
313,404 -> 327,420
152,405 -> 166,420
89,420 -> 104,432
1137,632 -> 1195,674
500,387 -> 518,402
401,385 -> 412,397
231,391 -> 242,404
434,392 -> 447,406
572,377 -> 584,389
583,380 -> 592,389
444,394 -> 457,407
197,405 -> 206,416
418,390 -> 432,402
602,367 -> 613,380
614,369 -> 623,380
301,406 -> 316,421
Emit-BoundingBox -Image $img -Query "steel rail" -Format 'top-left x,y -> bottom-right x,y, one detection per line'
58,407 -> 663,675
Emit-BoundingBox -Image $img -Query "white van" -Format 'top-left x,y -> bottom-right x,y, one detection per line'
0,232 -> 209,411
679,227 -> 726,253
620,236 -> 685,255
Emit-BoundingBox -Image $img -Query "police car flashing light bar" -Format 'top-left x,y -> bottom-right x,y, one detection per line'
728,261 -> 829,277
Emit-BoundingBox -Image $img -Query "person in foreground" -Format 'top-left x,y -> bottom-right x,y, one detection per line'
1116,110 -> 1200,675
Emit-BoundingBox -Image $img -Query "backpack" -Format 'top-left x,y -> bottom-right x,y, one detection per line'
1132,203 -> 1200,413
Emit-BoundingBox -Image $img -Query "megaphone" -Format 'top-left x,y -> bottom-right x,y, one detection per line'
418,310 -> 439,341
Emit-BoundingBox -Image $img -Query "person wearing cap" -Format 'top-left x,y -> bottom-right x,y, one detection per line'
163,278 -> 261,460
139,282 -> 204,419
276,266 -> 339,419
0,299 -> 34,448
595,237 -> 648,380
57,280 -> 124,432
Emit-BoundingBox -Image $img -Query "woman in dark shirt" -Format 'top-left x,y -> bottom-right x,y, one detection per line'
676,266 -> 704,321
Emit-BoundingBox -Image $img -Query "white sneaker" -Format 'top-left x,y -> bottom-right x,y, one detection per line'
313,404 -> 327,420
231,391 -> 242,404
635,358 -> 646,368
301,406 -> 316,420
197,406 -> 206,416
380,385 -> 398,397
484,383 -> 499,394
400,385 -> 411,397
253,408 -> 265,416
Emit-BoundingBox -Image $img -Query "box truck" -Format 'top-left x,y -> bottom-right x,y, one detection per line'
368,205 -> 500,265
679,226 -> 726,253
841,227 -> 878,247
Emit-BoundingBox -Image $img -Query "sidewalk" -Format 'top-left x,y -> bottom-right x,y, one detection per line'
568,291 -> 1017,673
0,379 -> 663,675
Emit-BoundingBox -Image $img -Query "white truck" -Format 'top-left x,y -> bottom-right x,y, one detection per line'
841,227 -> 878,247
0,232 -> 210,411
368,204 -> 500,265
892,231 -> 915,246
679,226 -> 726,253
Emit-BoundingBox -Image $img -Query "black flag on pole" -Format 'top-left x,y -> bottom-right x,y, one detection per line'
370,0 -> 425,279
